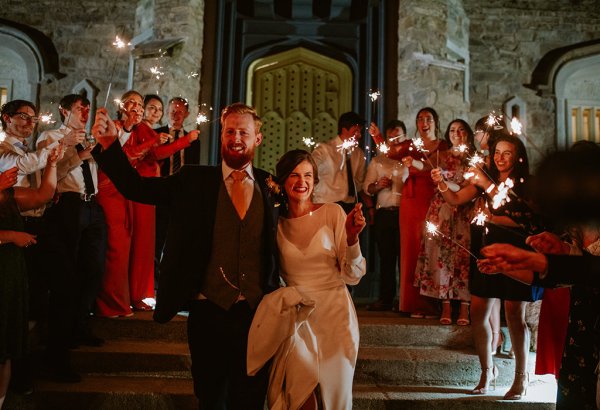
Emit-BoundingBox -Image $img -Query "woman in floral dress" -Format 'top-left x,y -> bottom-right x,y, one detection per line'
415,119 -> 475,325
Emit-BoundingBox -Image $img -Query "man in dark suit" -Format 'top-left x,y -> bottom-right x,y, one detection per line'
154,97 -> 201,291
91,102 -> 279,409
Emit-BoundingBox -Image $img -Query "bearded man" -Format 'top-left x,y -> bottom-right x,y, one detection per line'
91,102 -> 280,409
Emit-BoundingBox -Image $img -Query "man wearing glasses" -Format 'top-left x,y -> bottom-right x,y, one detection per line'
0,100 -> 57,186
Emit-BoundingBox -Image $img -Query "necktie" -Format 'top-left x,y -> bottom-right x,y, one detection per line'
345,153 -> 356,197
231,170 -> 248,219
76,144 -> 95,195
172,130 -> 181,173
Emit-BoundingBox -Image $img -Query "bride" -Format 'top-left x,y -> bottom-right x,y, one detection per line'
247,149 -> 366,409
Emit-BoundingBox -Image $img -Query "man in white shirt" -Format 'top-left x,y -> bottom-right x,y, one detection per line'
363,120 -> 408,311
312,111 -> 367,214
37,94 -> 107,383
0,100 -> 56,187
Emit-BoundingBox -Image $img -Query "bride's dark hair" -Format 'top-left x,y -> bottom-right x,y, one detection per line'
275,149 -> 320,186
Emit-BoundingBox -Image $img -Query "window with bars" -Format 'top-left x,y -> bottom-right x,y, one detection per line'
570,104 -> 600,143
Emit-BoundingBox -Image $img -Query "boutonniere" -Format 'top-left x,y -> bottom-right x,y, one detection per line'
265,175 -> 282,207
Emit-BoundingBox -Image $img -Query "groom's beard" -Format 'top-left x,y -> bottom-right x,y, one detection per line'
221,143 -> 255,170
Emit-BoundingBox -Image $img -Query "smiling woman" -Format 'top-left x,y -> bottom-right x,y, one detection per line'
247,148 -> 366,409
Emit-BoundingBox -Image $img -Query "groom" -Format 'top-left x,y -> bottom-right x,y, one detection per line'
91,102 -> 279,409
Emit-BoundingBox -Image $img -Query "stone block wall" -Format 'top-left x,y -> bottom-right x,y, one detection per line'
1,0 -> 204,128
463,0 -> 600,164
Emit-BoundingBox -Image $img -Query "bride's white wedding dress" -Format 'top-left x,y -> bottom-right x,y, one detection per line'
248,203 -> 366,409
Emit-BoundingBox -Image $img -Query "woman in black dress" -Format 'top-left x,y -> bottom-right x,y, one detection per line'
432,134 -> 542,400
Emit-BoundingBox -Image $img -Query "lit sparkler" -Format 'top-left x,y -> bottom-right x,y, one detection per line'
104,35 -> 131,107
510,117 -> 523,135
425,221 -> 479,259
150,66 -> 165,80
39,112 -> 56,125
377,142 -> 390,154
303,137 -> 316,148
491,178 -> 514,209
368,90 -> 381,102
196,113 -> 209,124
337,136 -> 359,153
471,210 -> 488,226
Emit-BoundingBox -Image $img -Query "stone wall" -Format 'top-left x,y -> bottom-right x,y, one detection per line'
463,0 -> 600,164
1,0 -> 204,127
397,0 -> 471,138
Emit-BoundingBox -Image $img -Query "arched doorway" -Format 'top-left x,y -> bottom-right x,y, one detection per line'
526,39 -> 600,149
247,47 -> 353,173
0,18 -> 63,106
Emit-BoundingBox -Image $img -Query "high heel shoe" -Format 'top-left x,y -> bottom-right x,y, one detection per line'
503,371 -> 528,400
456,302 -> 470,326
440,300 -> 452,325
491,331 -> 504,356
470,365 -> 498,395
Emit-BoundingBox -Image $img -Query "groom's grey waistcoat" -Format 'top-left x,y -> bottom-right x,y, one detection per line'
201,180 -> 265,310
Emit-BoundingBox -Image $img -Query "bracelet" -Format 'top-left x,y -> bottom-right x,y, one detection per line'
437,182 -> 448,193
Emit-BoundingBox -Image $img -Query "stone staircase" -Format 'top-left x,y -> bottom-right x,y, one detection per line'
5,309 -> 557,409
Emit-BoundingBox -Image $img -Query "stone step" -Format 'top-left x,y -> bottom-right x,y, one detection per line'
89,310 -> 479,349
90,311 -> 187,343
352,380 -> 556,409
356,347 -> 535,387
6,376 -> 556,410
70,339 -> 523,388
72,340 -> 191,376
358,311 -> 474,348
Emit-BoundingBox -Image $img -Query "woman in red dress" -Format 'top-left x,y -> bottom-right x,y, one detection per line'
96,91 -> 197,316
398,107 -> 448,317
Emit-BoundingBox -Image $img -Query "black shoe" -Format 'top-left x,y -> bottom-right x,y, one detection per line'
366,300 -> 393,311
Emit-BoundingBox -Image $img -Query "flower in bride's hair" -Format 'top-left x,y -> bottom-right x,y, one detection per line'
265,175 -> 282,207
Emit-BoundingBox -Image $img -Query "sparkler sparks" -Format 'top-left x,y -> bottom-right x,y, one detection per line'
510,117 -> 523,135
337,136 -> 359,153
150,66 -> 165,80
491,178 -> 514,209
377,142 -> 390,154
303,137 -> 316,148
187,71 -> 199,79
468,152 -> 484,167
39,113 -> 56,125
195,113 -> 208,124
368,90 -> 381,102
112,36 -> 130,49
471,211 -> 488,226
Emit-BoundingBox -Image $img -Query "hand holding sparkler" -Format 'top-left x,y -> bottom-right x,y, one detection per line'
345,203 -> 366,246
478,243 -> 547,276
525,231 -> 571,255
92,108 -> 119,149
368,122 -> 384,146
186,130 -> 200,143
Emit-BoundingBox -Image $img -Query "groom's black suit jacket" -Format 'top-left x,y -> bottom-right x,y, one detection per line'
92,141 -> 280,323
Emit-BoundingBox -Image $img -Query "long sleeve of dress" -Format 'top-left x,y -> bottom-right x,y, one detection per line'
332,205 -> 366,285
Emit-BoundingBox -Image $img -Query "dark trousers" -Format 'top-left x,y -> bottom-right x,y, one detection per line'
44,193 -> 107,358
187,300 -> 269,410
375,208 -> 400,304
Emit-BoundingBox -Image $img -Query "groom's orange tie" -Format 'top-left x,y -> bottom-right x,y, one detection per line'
231,170 -> 248,219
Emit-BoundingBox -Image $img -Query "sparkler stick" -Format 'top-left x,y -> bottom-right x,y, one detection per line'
104,35 -> 131,107
425,221 -> 479,259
